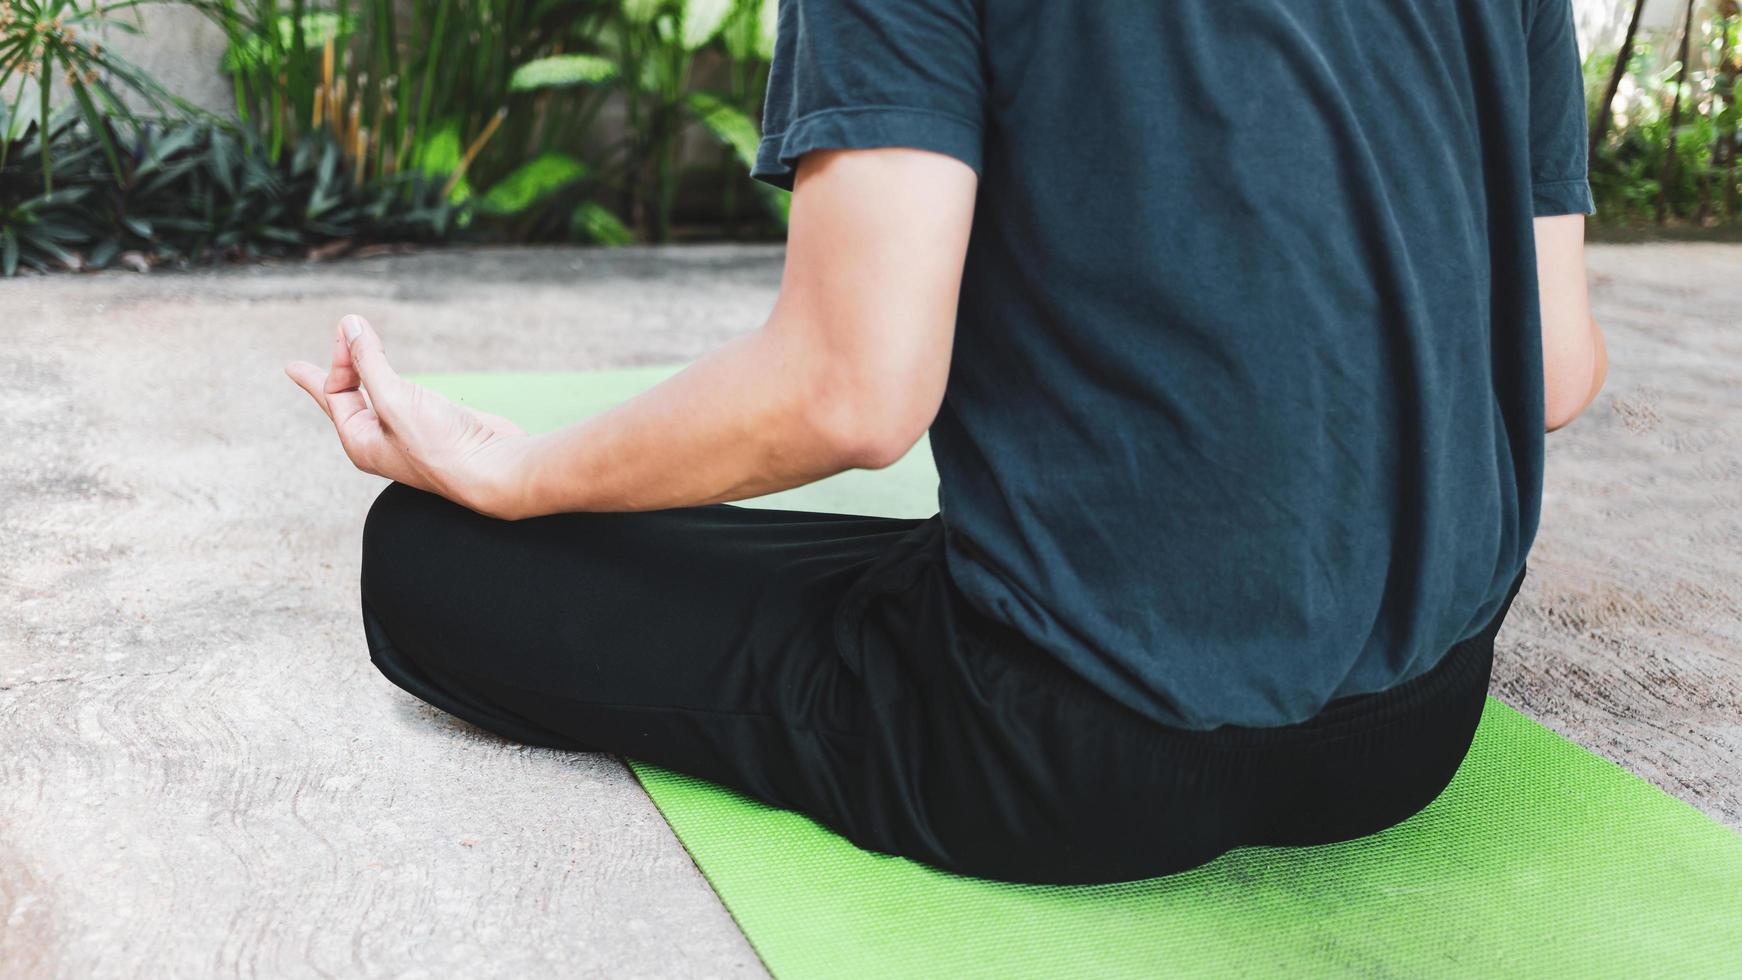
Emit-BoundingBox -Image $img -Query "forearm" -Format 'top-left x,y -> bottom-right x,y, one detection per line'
1535,214 -> 1605,432
463,149 -> 968,519
487,322 -> 880,518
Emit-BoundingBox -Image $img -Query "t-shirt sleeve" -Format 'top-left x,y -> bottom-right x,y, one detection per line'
1525,0 -> 1596,216
751,0 -> 987,191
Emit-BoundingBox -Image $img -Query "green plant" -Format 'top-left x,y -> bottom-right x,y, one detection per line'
1586,1 -> 1742,226
129,122 -> 455,263
574,0 -> 774,241
500,0 -> 782,241
1,0 -> 190,193
0,109 -> 104,272
1,104 -> 456,274
190,1 -> 614,183
3,0 -> 790,274
190,0 -> 783,246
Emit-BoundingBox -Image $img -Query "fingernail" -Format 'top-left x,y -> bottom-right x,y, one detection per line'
342,315 -> 365,343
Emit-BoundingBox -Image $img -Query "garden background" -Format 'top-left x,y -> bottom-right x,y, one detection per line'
1,0 -> 1738,275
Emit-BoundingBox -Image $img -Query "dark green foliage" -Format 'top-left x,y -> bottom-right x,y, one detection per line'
1591,111 -> 1725,223
0,108 -> 454,275
1,111 -> 112,274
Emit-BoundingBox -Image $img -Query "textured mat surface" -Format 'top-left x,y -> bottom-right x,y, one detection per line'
423,370 -> 1742,979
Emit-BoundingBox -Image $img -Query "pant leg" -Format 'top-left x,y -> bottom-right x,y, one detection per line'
1237,565 -> 1524,849
357,481 -> 1526,885
828,522 -> 1525,884
359,481 -> 921,820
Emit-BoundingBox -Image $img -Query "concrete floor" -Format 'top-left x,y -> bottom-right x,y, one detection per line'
1,243 -> 1738,978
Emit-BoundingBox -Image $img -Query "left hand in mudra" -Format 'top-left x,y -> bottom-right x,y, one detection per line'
287,314 -> 532,518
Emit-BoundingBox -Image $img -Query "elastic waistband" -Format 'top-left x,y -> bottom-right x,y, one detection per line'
920,512 -> 1528,754
1189,564 -> 1526,750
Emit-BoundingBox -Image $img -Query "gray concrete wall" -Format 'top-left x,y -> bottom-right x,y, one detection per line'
107,6 -> 236,117
2,6 -> 232,128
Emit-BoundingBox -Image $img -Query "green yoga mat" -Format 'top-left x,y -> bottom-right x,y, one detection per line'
424,368 -> 1742,979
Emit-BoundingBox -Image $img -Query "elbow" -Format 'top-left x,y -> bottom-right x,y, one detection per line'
1544,396 -> 1583,433
1544,317 -> 1609,433
1543,368 -> 1589,430
1544,370 -> 1595,432
802,378 -> 934,472
815,404 -> 926,471
846,426 -> 924,470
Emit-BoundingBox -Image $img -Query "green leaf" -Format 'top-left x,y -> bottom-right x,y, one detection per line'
33,220 -> 91,245
317,140 -> 339,193
70,82 -> 122,178
27,236 -> 80,270
221,11 -> 351,73
508,54 -> 620,93
413,120 -> 464,177
24,186 -> 97,209
686,92 -> 760,168
680,0 -> 734,50
306,188 -> 341,220
1,227 -> 18,278
409,121 -> 477,206
570,201 -> 635,246
622,0 -> 665,24
757,182 -> 791,227
208,131 -> 237,197
134,124 -> 205,180
479,152 -> 589,216
720,0 -> 757,61
88,237 -> 121,269
757,0 -> 778,60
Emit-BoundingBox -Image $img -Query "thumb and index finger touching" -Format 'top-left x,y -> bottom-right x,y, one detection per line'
285,314 -> 405,474
286,313 -> 403,425
336,314 -> 404,410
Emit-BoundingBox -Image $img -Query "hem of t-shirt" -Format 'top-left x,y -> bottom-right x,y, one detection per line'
751,105 -> 984,191
1532,177 -> 1596,217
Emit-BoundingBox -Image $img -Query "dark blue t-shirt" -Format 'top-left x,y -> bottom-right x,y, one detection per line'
752,0 -> 1595,730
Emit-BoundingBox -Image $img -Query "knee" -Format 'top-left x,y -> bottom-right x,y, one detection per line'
362,480 -> 412,554
361,482 -> 440,607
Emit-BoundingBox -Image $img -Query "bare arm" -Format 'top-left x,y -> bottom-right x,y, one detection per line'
495,148 -> 976,516
288,147 -> 979,519
1534,213 -> 1608,431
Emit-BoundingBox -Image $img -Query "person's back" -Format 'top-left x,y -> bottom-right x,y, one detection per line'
308,0 -> 1607,885
759,0 -> 1596,729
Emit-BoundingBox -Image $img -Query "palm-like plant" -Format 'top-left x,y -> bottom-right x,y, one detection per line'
0,0 -> 189,192
187,0 -> 623,237
511,0 -> 777,241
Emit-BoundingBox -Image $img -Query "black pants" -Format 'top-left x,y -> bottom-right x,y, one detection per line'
360,483 -> 1522,885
